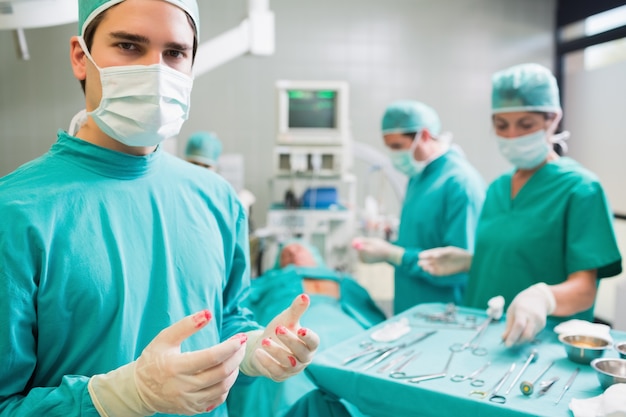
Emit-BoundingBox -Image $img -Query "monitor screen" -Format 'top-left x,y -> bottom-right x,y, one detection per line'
288,89 -> 337,129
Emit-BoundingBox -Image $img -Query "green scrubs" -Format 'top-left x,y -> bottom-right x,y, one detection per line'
393,147 -> 485,313
227,266 -> 385,417
465,157 -> 622,321
0,132 -> 261,417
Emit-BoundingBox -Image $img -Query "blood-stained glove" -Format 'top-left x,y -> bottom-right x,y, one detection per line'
352,237 -> 404,266
239,294 -> 320,382
417,246 -> 472,276
502,283 -> 556,347
89,310 -> 248,416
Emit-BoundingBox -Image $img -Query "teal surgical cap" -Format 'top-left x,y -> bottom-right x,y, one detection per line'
78,0 -> 200,38
381,100 -> 441,136
185,131 -> 222,166
491,63 -> 561,114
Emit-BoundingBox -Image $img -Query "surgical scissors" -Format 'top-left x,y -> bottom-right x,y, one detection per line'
450,361 -> 490,387
449,315 -> 492,356
341,344 -> 387,365
470,362 -> 516,404
389,350 -> 454,383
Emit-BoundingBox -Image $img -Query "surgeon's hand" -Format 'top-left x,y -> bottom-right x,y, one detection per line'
417,246 -> 472,276
240,294 -> 320,382
352,237 -> 405,266
88,310 -> 248,417
502,283 -> 556,347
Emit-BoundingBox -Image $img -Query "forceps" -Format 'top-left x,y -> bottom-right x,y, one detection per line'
341,344 -> 387,365
389,350 -> 454,383
450,361 -> 490,387
361,330 -> 436,371
449,316 -> 492,356
470,362 -> 516,404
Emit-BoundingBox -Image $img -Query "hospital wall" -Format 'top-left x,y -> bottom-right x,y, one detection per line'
2,1 -> 623,324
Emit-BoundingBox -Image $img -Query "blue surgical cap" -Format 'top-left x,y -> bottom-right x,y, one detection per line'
491,63 -> 561,114
78,0 -> 200,38
381,100 -> 441,136
185,131 -> 222,166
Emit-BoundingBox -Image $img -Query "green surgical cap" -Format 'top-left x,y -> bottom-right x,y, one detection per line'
491,63 -> 561,114
381,100 -> 441,136
78,0 -> 200,38
185,131 -> 222,166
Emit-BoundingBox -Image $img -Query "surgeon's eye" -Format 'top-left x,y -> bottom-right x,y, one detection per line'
118,42 -> 138,51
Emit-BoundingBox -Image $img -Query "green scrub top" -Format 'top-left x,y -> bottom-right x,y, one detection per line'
465,157 -> 622,321
0,132 -> 261,417
393,147 -> 485,313
227,266 -> 386,417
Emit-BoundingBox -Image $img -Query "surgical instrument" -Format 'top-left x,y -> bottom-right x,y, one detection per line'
361,330 -> 436,371
390,350 -> 454,383
520,360 -> 555,395
376,350 -> 419,374
537,376 -> 559,397
554,368 -> 579,405
341,344 -> 387,365
504,349 -> 538,395
449,315 -> 493,356
450,361 -> 490,387
470,362 -> 517,404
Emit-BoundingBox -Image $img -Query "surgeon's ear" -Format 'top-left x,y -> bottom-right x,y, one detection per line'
69,36 -> 87,81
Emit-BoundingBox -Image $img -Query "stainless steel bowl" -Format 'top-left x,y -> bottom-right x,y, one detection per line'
591,358 -> 626,390
615,341 -> 626,359
559,334 -> 610,364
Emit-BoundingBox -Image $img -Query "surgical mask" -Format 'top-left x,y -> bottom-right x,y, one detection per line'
496,129 -> 551,169
78,37 -> 193,147
390,134 -> 426,177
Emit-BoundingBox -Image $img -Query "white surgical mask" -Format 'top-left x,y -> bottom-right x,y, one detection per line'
78,37 -> 193,147
390,133 -> 426,177
496,129 -> 551,169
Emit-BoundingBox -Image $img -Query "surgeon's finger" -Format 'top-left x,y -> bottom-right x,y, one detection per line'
417,259 -> 435,274
502,315 -> 525,347
272,294 -> 310,330
175,333 -> 248,375
151,310 -> 213,351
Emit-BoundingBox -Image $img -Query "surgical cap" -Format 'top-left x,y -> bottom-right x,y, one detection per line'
78,0 -> 200,38
491,63 -> 561,114
185,131 -> 222,167
381,100 -> 441,136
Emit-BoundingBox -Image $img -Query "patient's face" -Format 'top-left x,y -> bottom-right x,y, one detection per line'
279,243 -> 317,268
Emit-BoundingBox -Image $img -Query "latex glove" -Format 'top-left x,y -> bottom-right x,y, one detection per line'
240,294 -> 320,382
417,246 -> 472,275
502,283 -> 556,347
88,310 -> 248,417
351,237 -> 404,266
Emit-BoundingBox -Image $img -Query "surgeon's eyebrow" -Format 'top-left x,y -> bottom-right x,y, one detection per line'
109,31 -> 192,52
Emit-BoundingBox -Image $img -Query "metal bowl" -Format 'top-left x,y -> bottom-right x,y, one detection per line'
615,341 -> 626,359
591,358 -> 626,390
559,334 -> 610,364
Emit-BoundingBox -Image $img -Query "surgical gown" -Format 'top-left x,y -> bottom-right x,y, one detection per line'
393,147 -> 485,313
465,157 -> 622,321
227,266 -> 385,417
0,132 -> 261,417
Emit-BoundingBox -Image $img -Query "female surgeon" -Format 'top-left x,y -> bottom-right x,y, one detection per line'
418,63 -> 622,347
353,101 -> 486,314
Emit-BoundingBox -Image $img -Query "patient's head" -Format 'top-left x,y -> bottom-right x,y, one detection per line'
279,243 -> 318,268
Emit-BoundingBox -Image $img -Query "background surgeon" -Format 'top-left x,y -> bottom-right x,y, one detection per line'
0,1 -> 318,416
353,100 -> 485,313
419,63 -> 622,347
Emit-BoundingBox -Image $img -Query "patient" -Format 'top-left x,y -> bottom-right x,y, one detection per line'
227,241 -> 385,417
